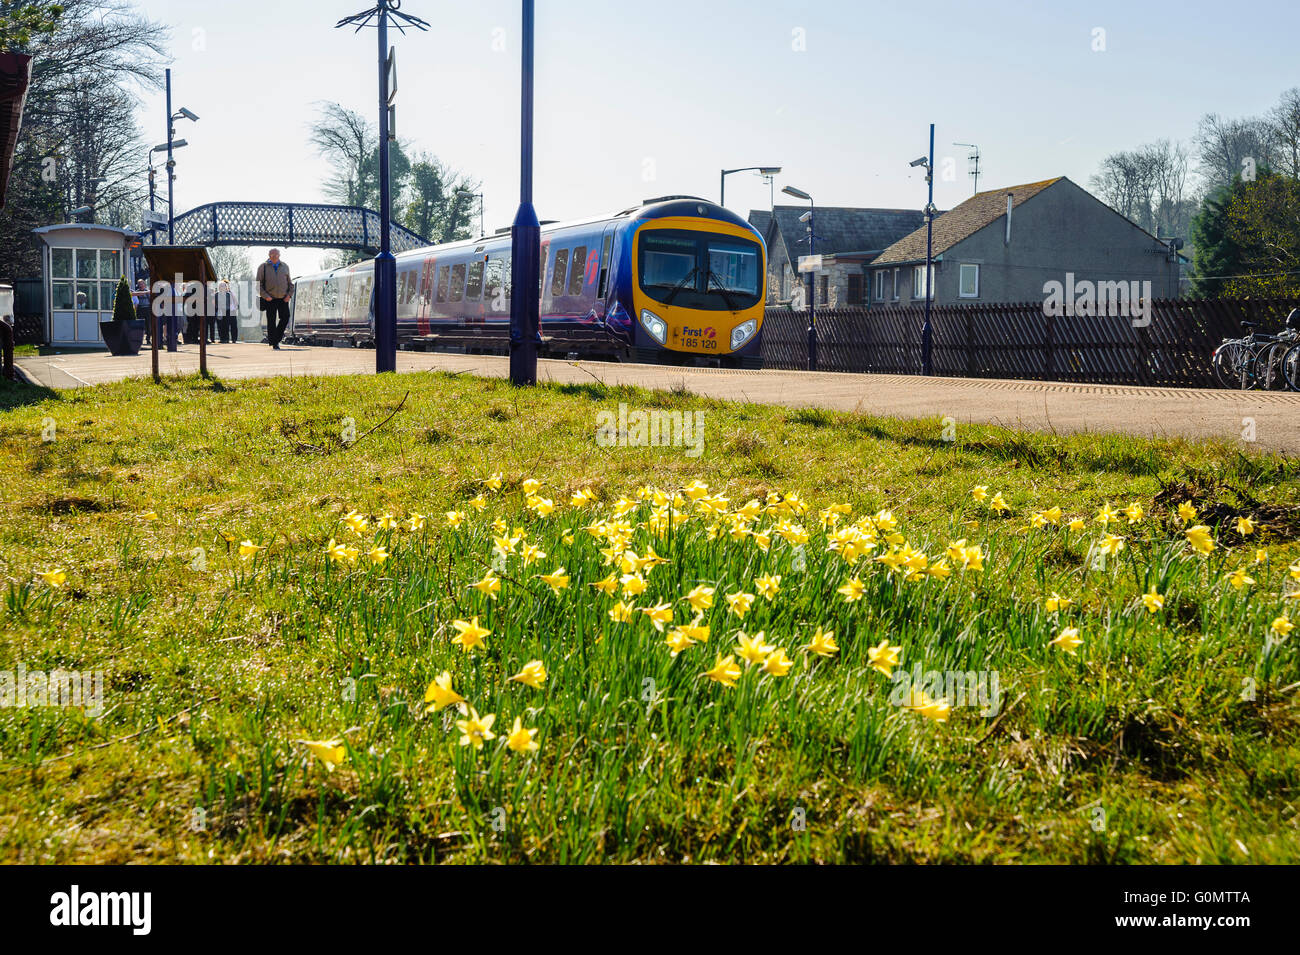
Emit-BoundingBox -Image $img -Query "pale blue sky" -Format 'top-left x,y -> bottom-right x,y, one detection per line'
131,0 -> 1300,271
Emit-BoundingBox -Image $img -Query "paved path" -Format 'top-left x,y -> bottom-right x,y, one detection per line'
15,343 -> 1300,453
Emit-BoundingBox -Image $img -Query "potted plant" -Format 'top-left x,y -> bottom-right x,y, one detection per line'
100,276 -> 145,356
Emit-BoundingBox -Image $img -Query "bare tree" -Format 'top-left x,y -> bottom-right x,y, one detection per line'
1194,112 -> 1278,189
1269,87 -> 1300,179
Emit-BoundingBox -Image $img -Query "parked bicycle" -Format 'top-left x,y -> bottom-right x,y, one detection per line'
1213,310 -> 1300,390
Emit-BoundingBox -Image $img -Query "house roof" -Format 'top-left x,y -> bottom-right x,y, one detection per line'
0,52 -> 33,209
871,177 -> 1065,266
749,205 -> 928,264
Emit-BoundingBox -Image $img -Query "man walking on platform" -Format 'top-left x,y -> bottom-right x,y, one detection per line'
256,249 -> 294,349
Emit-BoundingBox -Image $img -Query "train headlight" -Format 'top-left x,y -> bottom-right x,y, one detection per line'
640,309 -> 668,345
730,318 -> 757,349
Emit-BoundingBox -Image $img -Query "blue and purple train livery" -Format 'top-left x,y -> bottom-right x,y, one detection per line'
290,196 -> 766,366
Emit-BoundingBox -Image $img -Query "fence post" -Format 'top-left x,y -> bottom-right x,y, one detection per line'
1045,305 -> 1054,380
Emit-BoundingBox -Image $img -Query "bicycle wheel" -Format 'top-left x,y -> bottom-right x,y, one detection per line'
1283,342 -> 1300,391
1254,341 -> 1289,390
1213,341 -> 1249,389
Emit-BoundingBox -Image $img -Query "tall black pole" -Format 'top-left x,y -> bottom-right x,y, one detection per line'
374,2 -> 397,373
165,68 -> 175,245
921,122 -> 935,376
807,200 -> 816,371
509,0 -> 540,385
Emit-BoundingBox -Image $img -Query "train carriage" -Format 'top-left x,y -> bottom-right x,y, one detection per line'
290,196 -> 766,367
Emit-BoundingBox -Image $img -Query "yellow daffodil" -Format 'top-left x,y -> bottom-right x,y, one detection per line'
1237,515 -> 1256,536
484,472 -> 503,491
238,540 -> 264,558
406,512 -> 426,531
802,627 -> 839,657
537,567 -> 570,594
1255,548 -> 1268,564
704,654 -> 742,688
522,478 -> 541,496
1096,503 -> 1118,526
377,513 -> 398,530
1068,518 -> 1086,532
509,660 -> 548,689
735,631 -> 775,666
867,638 -> 902,676
970,485 -> 988,502
989,492 -> 1009,513
1049,627 -> 1083,655
38,569 -> 66,588
424,671 -> 466,713
445,510 -> 466,529
472,574 -> 501,600
367,544 -> 389,565
1045,592 -> 1072,613
505,716 -> 540,753
685,584 -> 715,611
342,509 -> 369,533
608,600 -> 635,623
591,572 -> 618,596
1177,502 -> 1198,524
754,574 -> 781,600
1226,569 -> 1255,591
726,591 -> 756,617
296,737 -> 346,771
455,708 -> 496,749
1270,615 -> 1294,638
451,616 -> 490,653
762,647 -> 794,677
837,577 -> 865,602
1141,589 -> 1164,613
621,574 -> 648,597
641,602 -> 674,631
1099,533 -> 1125,556
1124,502 -> 1144,524
1185,525 -> 1215,556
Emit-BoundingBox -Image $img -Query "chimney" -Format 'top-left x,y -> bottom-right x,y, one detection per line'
1005,193 -> 1013,245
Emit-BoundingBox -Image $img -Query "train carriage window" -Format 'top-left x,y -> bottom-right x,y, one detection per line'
598,235 -> 613,295
466,260 -> 484,301
485,260 -> 504,312
450,263 -> 466,302
323,279 -> 337,310
436,266 -> 449,303
568,246 -> 587,296
551,248 -> 569,296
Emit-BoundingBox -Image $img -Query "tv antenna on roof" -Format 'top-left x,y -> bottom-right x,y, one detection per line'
953,142 -> 981,195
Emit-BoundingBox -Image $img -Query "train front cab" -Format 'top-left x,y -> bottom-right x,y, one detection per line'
623,203 -> 765,368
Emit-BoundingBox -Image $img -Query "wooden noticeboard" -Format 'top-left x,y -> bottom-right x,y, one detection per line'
141,246 -> 218,381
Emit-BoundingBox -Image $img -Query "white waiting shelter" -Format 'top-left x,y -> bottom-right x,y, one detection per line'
33,223 -> 138,348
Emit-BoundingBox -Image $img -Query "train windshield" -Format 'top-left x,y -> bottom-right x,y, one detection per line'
638,228 -> 762,311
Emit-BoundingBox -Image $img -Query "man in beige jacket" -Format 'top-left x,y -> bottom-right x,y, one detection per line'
256,249 -> 294,349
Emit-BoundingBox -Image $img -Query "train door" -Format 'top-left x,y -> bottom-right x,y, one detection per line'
418,256 -> 436,335
596,224 -> 616,321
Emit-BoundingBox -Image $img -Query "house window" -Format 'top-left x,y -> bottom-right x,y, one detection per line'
959,264 -> 979,298
892,269 -> 900,300
912,264 -> 934,301
848,274 -> 864,305
873,271 -> 884,301
818,275 -> 829,305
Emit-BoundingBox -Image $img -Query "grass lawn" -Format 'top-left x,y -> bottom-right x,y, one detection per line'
0,369 -> 1297,863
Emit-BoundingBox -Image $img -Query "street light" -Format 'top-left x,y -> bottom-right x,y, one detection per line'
720,165 -> 781,206
911,125 -> 936,376
781,184 -> 817,371
456,187 -> 485,238
336,0 -> 430,374
162,68 -> 199,245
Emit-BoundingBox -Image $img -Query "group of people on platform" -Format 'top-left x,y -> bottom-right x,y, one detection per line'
133,249 -> 294,350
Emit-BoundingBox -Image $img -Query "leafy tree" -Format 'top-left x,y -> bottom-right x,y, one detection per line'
0,2 -> 64,52
1190,171 -> 1300,297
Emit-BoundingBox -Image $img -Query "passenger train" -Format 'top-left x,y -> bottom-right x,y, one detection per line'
289,197 -> 766,366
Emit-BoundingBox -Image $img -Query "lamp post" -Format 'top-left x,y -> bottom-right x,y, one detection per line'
336,0 -> 430,375
910,124 -> 936,376
456,187 -> 485,237
162,69 -> 199,245
509,0 -> 541,386
720,165 -> 781,207
781,184 -> 816,371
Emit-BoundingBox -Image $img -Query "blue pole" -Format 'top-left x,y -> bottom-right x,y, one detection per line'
807,199 -> 816,371
165,68 -> 175,245
921,122 -> 935,376
510,0 -> 541,385
374,0 -> 397,373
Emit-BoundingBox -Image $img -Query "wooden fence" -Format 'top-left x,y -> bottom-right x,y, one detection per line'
760,299 -> 1300,387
